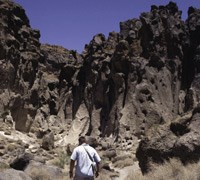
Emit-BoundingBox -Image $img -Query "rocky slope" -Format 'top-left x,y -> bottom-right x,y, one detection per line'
1,0 -> 200,179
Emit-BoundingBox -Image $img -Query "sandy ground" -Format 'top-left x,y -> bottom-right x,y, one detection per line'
114,161 -> 140,180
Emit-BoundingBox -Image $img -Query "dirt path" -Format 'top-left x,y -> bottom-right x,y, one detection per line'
114,161 -> 140,180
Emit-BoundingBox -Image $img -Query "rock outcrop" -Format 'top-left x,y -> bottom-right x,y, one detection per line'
135,5 -> 200,173
1,0 -> 200,177
0,0 -> 41,133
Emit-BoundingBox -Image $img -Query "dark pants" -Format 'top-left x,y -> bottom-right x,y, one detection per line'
73,174 -> 94,180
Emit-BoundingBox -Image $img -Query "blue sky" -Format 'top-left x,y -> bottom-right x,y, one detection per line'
13,0 -> 200,53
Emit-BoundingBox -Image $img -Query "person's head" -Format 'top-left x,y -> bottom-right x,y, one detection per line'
78,136 -> 86,145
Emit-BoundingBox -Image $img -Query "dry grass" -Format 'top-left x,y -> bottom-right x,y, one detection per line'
6,143 -> 17,152
127,158 -> 200,180
27,167 -> 68,180
28,168 -> 51,180
50,151 -> 70,169
112,154 -> 134,168
113,158 -> 134,168
0,162 -> 10,169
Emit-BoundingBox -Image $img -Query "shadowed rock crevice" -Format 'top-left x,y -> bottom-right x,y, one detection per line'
10,153 -> 33,171
170,122 -> 190,136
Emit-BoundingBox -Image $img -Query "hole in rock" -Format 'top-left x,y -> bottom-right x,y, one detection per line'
170,123 -> 190,136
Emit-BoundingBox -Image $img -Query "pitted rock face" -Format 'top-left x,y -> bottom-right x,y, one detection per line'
0,0 -> 41,132
81,1 -> 188,142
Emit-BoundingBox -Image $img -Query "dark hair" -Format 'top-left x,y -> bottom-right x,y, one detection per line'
78,136 -> 86,145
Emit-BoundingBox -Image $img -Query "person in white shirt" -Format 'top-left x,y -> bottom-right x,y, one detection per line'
69,136 -> 101,180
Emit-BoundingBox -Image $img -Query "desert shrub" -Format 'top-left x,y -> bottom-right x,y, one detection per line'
6,143 -> 17,152
147,158 -> 185,180
127,158 -> 200,180
112,154 -> 134,168
100,156 -> 110,165
0,162 -> 10,169
28,168 -> 50,180
50,151 -> 70,169
113,157 -> 134,168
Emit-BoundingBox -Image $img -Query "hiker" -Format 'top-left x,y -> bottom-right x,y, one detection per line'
69,136 -> 101,180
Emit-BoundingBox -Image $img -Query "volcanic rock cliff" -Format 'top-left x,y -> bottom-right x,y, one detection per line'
1,0 -> 200,177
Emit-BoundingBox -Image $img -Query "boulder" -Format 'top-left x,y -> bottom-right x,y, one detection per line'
24,160 -> 65,180
0,169 -> 31,180
136,106 -> 200,173
41,131 -> 54,150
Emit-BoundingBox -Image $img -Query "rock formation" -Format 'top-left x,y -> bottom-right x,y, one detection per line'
136,5 -> 200,173
1,0 -> 200,178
